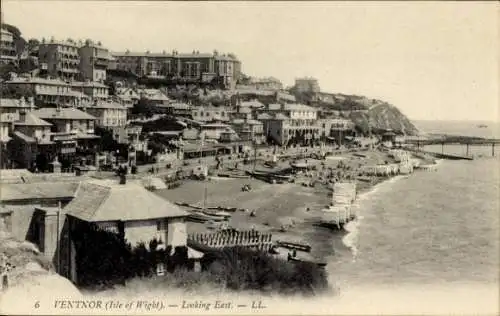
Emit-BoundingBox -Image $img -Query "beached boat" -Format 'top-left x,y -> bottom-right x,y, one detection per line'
288,256 -> 327,268
202,209 -> 232,218
276,240 -> 312,252
187,211 -> 228,223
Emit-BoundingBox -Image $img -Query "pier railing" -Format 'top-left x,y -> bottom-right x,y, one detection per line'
187,230 -> 274,252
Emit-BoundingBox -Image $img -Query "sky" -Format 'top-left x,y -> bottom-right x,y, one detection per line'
2,1 -> 498,122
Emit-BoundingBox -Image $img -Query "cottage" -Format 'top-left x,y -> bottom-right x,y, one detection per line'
30,107 -> 99,168
64,179 -> 189,248
114,87 -> 140,108
59,178 -> 194,282
9,112 -> 53,170
84,100 -> 127,128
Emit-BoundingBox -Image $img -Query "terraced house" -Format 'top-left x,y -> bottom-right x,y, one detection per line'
266,104 -> 320,146
0,28 -> 17,65
78,40 -> 111,82
70,81 -> 109,101
84,100 -> 127,128
4,77 -> 88,107
110,50 -> 241,89
38,39 -> 80,81
29,107 -> 99,169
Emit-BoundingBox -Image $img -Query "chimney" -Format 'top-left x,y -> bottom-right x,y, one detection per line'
19,111 -> 27,123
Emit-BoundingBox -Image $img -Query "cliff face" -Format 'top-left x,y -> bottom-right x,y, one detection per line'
348,103 -> 419,136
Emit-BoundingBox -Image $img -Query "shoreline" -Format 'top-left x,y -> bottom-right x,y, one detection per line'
156,148 -> 439,263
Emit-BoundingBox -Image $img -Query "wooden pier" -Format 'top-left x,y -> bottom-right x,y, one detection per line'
409,148 -> 474,160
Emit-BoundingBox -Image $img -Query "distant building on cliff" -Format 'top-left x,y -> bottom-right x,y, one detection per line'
109,50 -> 241,89
294,77 -> 320,94
78,40 -> 112,82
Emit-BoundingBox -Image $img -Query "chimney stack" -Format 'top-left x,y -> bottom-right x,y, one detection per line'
18,111 -> 26,123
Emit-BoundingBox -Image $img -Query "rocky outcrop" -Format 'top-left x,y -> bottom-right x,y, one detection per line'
349,103 -> 419,136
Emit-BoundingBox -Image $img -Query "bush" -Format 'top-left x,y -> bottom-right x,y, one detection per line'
198,247 -> 329,296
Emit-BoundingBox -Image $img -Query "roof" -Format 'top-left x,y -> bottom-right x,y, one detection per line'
268,103 -> 281,111
12,131 -> 35,143
6,77 -> 69,86
274,113 -> 289,120
87,101 -> 126,110
232,119 -> 245,125
236,89 -> 275,96
237,107 -> 251,114
201,123 -> 230,128
70,81 -> 109,88
240,100 -> 265,108
276,92 -> 296,102
0,182 -> 79,202
64,179 -> 188,222
169,102 -> 191,110
257,113 -> 273,120
31,107 -> 96,120
194,106 -> 230,112
0,98 -> 33,108
246,119 -> 262,125
14,113 -> 52,127
0,169 -> 32,181
73,132 -> 100,140
137,89 -> 170,101
283,104 -> 317,112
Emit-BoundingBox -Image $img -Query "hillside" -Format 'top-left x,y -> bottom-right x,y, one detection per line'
348,103 -> 419,136
0,232 -> 80,313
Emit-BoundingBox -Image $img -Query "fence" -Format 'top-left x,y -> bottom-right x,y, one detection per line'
188,230 -> 274,252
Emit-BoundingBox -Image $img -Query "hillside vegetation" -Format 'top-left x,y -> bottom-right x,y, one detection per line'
349,103 -> 419,135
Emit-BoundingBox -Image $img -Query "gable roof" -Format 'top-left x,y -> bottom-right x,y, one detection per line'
64,179 -> 188,222
14,113 -> 52,126
31,107 -> 96,120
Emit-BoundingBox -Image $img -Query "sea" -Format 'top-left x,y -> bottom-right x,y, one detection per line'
323,120 -> 500,314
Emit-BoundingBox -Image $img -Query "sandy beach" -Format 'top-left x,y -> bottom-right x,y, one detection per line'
155,148 -> 420,261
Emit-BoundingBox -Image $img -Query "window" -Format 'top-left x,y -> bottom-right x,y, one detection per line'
156,263 -> 165,276
156,220 -> 167,231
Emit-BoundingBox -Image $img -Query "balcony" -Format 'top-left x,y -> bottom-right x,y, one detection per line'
93,57 -> 109,67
